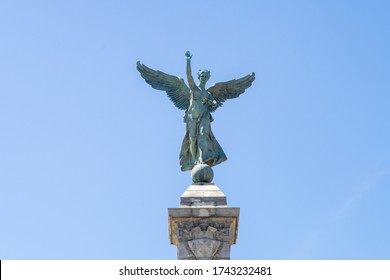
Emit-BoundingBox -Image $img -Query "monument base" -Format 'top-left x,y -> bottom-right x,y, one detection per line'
168,184 -> 240,260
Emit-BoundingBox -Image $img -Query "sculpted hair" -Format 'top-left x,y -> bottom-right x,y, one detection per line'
197,69 -> 211,79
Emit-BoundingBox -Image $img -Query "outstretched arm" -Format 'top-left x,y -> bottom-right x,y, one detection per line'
185,51 -> 195,90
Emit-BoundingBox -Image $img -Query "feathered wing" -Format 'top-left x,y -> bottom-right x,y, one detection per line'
136,61 -> 190,110
207,72 -> 255,111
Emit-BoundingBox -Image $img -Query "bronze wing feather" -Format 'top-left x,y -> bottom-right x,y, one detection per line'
136,61 -> 190,110
207,72 -> 255,111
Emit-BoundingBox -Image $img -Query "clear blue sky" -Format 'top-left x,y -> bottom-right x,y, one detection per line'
0,0 -> 389,260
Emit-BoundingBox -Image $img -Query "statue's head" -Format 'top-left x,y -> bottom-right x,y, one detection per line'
197,69 -> 210,83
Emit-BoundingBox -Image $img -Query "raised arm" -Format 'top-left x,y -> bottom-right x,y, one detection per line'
185,51 -> 195,90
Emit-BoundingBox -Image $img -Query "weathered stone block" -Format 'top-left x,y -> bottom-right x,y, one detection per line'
168,184 -> 240,260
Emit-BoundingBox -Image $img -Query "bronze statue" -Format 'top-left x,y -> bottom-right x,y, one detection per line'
137,51 -> 255,172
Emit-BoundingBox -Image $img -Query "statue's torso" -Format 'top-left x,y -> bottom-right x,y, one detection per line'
188,87 -> 212,120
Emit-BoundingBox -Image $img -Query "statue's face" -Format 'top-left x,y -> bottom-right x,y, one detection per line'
198,70 -> 210,83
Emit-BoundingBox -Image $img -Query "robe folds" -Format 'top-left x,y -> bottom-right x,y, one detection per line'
179,112 -> 227,171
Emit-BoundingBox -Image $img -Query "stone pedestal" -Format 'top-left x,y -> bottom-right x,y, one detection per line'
168,184 -> 240,260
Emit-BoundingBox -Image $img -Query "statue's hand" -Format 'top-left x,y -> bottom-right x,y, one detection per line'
202,98 -> 217,108
209,99 -> 218,109
185,51 -> 192,60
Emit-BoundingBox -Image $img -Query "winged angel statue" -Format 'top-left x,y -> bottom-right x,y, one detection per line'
137,51 -> 255,172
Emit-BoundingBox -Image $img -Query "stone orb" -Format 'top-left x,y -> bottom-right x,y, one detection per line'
191,164 -> 214,183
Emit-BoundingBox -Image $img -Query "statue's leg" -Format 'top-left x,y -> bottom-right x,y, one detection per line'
188,120 -> 198,164
189,136 -> 197,164
197,117 -> 210,164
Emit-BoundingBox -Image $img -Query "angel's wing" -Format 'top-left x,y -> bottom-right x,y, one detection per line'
207,73 -> 255,111
136,61 -> 190,110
